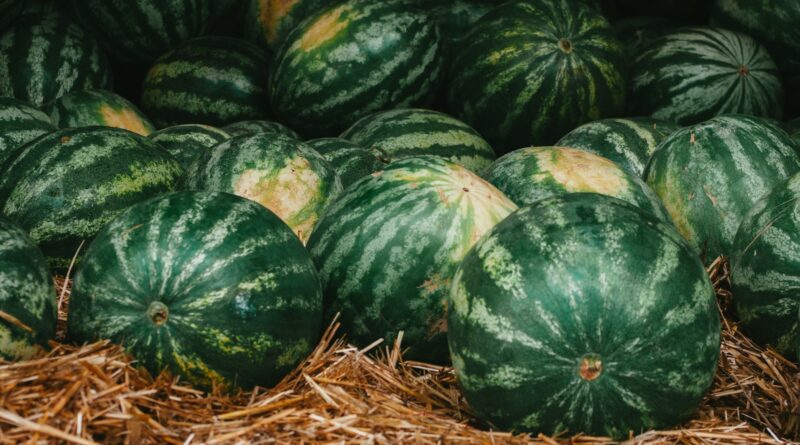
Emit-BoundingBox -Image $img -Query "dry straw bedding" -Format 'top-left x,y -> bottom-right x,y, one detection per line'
0,257 -> 798,444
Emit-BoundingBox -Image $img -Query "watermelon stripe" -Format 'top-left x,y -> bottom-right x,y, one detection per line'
0,97 -> 55,166
148,124 -> 230,170
306,137 -> 389,189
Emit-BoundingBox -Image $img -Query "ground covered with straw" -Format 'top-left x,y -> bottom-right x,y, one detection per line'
1,258 -> 798,444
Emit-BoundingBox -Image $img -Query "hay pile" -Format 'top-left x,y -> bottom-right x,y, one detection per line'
1,258 -> 798,444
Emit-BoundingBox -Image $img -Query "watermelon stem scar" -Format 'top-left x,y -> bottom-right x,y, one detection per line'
558,38 -> 573,54
147,301 -> 169,326
579,354 -> 603,381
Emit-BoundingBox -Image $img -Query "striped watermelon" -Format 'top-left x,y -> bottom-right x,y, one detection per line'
67,191 -> 322,389
645,115 -> 800,262
269,0 -> 444,137
556,117 -> 680,176
141,36 -> 270,128
0,215 -> 55,361
307,156 -> 517,363
243,0 -> 328,50
0,14 -> 113,107
631,27 -> 783,125
182,133 -> 341,243
306,137 -> 390,189
0,127 -> 183,269
340,108 -> 496,174
46,89 -> 155,136
149,124 -> 230,170
484,146 -> 670,222
447,0 -> 626,154
223,120 -> 300,139
731,172 -> 800,359
449,192 -> 720,438
0,97 -> 55,166
68,0 -> 214,65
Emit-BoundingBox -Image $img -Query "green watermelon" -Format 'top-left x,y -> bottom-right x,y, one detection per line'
447,0 -> 626,154
141,36 -> 270,128
149,124 -> 230,170
484,146 -> 670,222
67,191 -> 322,389
68,0 -> 214,65
223,120 -> 300,139
0,215 -> 55,361
556,117 -> 680,176
306,137 -> 390,189
711,0 -> 800,115
0,127 -> 183,269
307,156 -> 517,363
243,0 -> 329,50
269,0 -> 444,137
340,108 -> 496,174
644,114 -> 800,262
631,27 -> 783,125
731,172 -> 800,359
182,133 -> 341,243
448,192 -> 720,438
0,97 -> 55,166
0,14 -> 113,107
46,89 -> 155,136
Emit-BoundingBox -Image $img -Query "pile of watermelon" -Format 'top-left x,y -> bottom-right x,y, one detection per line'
1,0 -> 799,439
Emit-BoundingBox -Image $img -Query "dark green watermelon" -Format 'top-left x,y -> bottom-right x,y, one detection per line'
46,89 -> 155,136
307,156 -> 517,363
0,215 -> 55,361
447,0 -> 626,154
269,0 -> 444,137
306,137 -> 390,189
448,192 -> 719,438
141,36 -> 270,128
243,0 -> 330,50
67,191 -> 322,389
631,27 -> 783,125
0,14 -> 113,107
223,120 -> 300,139
556,117 -> 680,176
0,97 -> 55,166
644,114 -> 800,262
0,127 -> 183,269
484,146 -> 670,222
149,124 -> 230,170
182,132 -> 341,243
731,172 -> 800,359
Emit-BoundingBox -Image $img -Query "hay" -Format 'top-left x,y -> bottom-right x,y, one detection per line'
0,257 -> 797,444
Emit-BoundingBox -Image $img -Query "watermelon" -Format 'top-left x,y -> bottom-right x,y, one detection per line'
0,97 -> 55,166
67,191 -> 322,389
556,117 -> 680,176
182,132 -> 341,243
243,0 -> 329,50
141,36 -> 270,128
448,192 -> 720,438
644,114 -> 800,262
0,127 -> 183,269
68,0 -> 214,65
710,1 -> 800,115
0,14 -> 113,107
447,0 -> 626,154
149,124 -> 230,170
631,27 -> 783,125
307,156 -> 517,363
269,0 -> 444,137
0,215 -> 55,361
340,108 -> 496,174
223,120 -> 300,139
484,146 -> 670,223
46,89 -> 155,136
731,172 -> 800,359
306,137 -> 390,189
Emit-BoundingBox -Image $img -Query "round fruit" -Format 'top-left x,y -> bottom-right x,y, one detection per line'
68,191 -> 322,390
0,215 -> 55,361
307,156 -> 517,363
223,120 -> 300,139
243,0 -> 328,50
644,115 -> 800,262
448,193 -> 720,438
46,89 -> 155,136
0,97 -> 55,166
149,124 -> 230,170
306,137 -> 390,189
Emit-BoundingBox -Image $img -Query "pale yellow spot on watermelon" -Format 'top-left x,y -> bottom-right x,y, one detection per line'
0,325 -> 42,361
276,339 -> 310,367
172,350 -> 229,390
298,4 -> 350,52
536,147 -> 627,196
99,105 -> 151,136
658,173 -> 696,244
260,0 -> 301,44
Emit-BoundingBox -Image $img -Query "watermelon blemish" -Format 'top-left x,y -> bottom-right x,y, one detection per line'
299,5 -> 350,52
